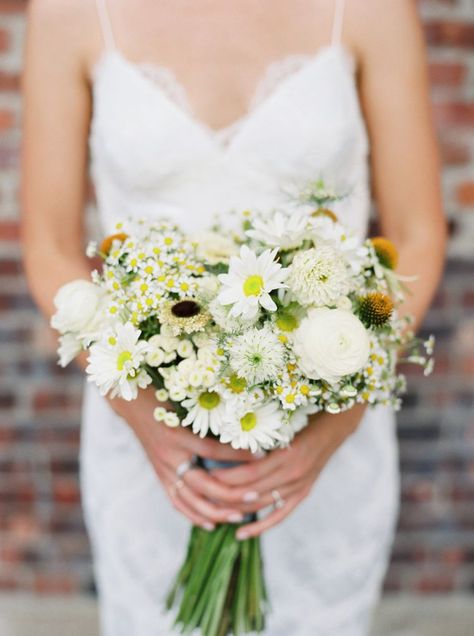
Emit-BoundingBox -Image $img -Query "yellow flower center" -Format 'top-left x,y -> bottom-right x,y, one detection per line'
116,351 -> 132,371
198,391 -> 221,410
240,412 -> 257,431
228,374 -> 247,394
243,274 -> 264,297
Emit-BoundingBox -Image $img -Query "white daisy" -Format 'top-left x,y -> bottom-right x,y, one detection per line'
217,245 -> 287,320
229,326 -> 285,385
220,400 -> 284,453
86,322 -> 152,401
246,209 -> 309,250
286,246 -> 350,307
209,298 -> 258,333
182,390 -> 226,438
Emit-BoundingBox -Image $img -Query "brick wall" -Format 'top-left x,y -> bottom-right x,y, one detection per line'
0,0 -> 473,595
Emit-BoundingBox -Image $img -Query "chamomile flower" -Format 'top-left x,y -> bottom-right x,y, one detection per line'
86,322 -> 152,400
217,245 -> 287,320
182,390 -> 226,437
220,400 -> 284,453
229,326 -> 285,385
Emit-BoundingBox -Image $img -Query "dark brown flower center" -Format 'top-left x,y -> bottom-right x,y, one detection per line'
171,300 -> 201,318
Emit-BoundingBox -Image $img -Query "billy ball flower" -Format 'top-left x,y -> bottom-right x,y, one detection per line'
370,237 -> 398,270
217,245 -> 287,320
99,232 -> 129,257
358,292 -> 394,328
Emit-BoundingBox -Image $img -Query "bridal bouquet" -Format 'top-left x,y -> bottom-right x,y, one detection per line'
51,182 -> 433,635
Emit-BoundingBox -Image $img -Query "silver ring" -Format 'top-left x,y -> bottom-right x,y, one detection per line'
172,479 -> 185,496
271,489 -> 285,509
176,459 -> 194,479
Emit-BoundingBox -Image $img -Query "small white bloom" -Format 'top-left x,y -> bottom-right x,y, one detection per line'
163,411 -> 180,428
247,209 -> 309,250
182,390 -> 226,438
169,387 -> 188,402
177,340 -> 194,358
287,246 -> 350,307
209,298 -> 258,333
229,326 -> 285,385
51,279 -> 107,334
153,406 -> 168,422
217,245 -> 287,320
155,388 -> 169,402
424,358 -> 434,377
86,241 -> 98,258
336,296 -> 352,311
145,348 -> 165,367
189,370 -> 204,388
220,400 -> 284,453
292,308 -> 370,385
86,323 -> 152,400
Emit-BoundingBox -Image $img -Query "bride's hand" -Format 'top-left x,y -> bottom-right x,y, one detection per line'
109,386 -> 259,531
211,404 -> 367,540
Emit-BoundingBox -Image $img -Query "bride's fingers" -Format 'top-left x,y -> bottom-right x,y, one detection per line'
238,480 -> 306,514
177,481 -> 245,525
236,490 -> 309,540
185,468 -> 258,506
211,451 -> 284,487
164,480 -> 215,531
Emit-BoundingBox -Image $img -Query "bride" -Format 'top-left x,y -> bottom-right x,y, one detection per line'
21,1 -> 446,634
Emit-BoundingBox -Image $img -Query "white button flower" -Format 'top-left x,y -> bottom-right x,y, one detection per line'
217,245 -> 287,320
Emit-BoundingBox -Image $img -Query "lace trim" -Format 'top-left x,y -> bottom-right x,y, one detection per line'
135,63 -> 192,114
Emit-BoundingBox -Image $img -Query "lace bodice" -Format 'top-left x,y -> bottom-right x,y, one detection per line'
89,42 -> 369,238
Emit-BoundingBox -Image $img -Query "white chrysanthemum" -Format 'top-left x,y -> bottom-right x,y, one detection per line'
246,209 -> 309,250
217,245 -> 287,320
209,298 -> 258,333
309,216 -> 368,274
220,400 -> 284,453
229,327 -> 285,385
287,246 -> 350,307
86,323 -> 152,400
182,390 -> 226,438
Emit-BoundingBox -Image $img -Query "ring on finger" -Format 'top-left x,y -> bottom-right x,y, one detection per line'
176,458 -> 196,479
172,478 -> 185,497
271,489 -> 285,510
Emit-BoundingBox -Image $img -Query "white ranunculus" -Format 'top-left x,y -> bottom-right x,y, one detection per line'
292,308 -> 370,384
57,333 -> 83,367
51,280 -> 106,334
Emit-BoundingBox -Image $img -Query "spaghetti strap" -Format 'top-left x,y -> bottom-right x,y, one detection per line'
96,0 -> 117,51
331,0 -> 346,45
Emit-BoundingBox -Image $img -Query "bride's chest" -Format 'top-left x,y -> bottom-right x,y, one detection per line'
89,47 -> 368,191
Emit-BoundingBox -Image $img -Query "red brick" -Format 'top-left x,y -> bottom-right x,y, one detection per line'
0,1 -> 26,13
0,220 -> 19,241
434,102 -> 474,126
429,61 -> 467,86
34,574 -> 77,595
457,181 -> 474,205
0,109 -> 15,131
440,138 -> 470,166
0,71 -> 20,92
425,20 -> 474,48
0,28 -> 9,52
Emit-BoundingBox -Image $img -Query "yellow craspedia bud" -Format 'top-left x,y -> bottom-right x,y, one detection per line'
370,237 -> 398,270
311,208 -> 338,222
99,232 -> 128,256
359,292 -> 394,328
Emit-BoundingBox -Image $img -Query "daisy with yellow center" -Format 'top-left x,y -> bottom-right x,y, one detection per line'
182,390 -> 226,438
220,400 -> 283,453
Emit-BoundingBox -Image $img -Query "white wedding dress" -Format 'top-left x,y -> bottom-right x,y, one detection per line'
80,1 -> 400,634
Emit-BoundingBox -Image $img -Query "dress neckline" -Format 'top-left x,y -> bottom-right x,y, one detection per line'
91,43 -> 356,149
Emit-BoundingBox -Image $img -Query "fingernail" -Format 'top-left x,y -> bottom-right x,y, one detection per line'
237,531 -> 248,541
255,450 -> 266,459
243,491 -> 259,502
203,522 -> 215,532
228,513 -> 243,523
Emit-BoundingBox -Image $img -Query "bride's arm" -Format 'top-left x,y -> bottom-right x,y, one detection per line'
214,0 -> 447,539
21,0 -> 254,530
